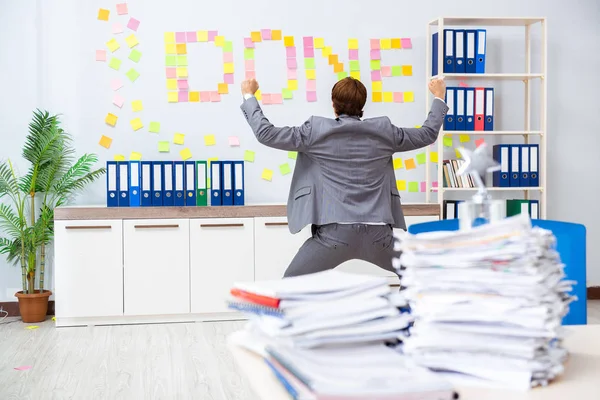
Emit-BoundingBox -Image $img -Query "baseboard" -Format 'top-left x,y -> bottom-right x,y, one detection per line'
588,287 -> 600,300
0,301 -> 55,317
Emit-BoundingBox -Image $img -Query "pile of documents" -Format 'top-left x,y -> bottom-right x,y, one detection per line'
396,213 -> 576,390
228,269 -> 455,399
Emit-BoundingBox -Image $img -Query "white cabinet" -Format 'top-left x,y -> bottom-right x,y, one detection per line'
190,218 -> 254,313
123,219 -> 190,315
254,217 -> 311,281
54,220 -> 123,319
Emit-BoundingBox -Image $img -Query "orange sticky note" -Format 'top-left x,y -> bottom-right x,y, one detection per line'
105,113 -> 118,126
271,30 -> 282,40
396,180 -> 407,191
402,65 -> 413,76
405,158 -> 416,170
218,83 -> 229,94
97,8 -> 110,21
180,148 -> 192,161
328,54 -> 338,66
283,36 -> 294,47
391,38 -> 401,49
334,63 -> 344,73
251,31 -> 262,42
189,91 -> 200,102
176,43 -> 187,54
372,92 -> 382,102
393,158 -> 403,169
98,135 -> 112,149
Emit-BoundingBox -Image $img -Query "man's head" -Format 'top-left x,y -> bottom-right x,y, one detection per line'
331,77 -> 367,118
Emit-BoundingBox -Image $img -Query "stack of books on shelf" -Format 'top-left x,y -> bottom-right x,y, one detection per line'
228,270 -> 455,399
442,159 -> 475,188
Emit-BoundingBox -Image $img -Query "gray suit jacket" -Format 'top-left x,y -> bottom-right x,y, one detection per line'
240,97 -> 449,234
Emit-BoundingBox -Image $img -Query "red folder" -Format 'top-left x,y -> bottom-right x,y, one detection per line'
474,87 -> 485,131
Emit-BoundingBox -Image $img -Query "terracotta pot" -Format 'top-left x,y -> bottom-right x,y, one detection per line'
15,290 -> 52,323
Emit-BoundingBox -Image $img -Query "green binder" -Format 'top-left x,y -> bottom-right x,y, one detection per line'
506,199 -> 530,217
196,160 -> 208,206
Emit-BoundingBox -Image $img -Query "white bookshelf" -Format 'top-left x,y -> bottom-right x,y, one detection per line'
425,17 -> 547,219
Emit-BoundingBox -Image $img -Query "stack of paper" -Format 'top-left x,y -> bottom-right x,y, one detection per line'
395,213 -> 576,390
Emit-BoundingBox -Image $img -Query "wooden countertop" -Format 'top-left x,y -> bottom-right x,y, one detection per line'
54,203 -> 440,220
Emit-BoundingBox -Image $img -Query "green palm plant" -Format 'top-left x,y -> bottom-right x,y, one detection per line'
0,110 -> 105,294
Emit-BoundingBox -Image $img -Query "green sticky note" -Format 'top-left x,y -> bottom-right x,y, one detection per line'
149,122 -> 160,133
279,163 -> 291,175
443,135 -> 453,147
416,152 -> 426,165
370,60 -> 381,70
392,66 -> 402,76
244,49 -> 255,60
224,41 -> 233,52
165,56 -> 176,66
126,68 -> 140,82
128,49 -> 142,63
349,60 -> 360,71
408,182 -> 419,193
244,150 -> 255,162
158,141 -> 170,152
288,151 -> 297,160
177,56 -> 188,66
282,89 -> 293,99
109,57 -> 122,70
304,58 -> 316,69
337,71 -> 348,81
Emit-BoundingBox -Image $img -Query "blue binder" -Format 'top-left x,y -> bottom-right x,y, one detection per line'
509,145 -> 520,187
520,145 -> 530,187
444,87 -> 456,131
492,144 -> 510,187
221,161 -> 234,206
129,161 -> 141,207
465,88 -> 475,131
174,161 -> 185,206
163,161 -> 174,207
455,88 -> 466,131
141,161 -> 153,207
185,160 -> 196,206
484,88 -> 494,131
152,161 -> 163,206
529,144 -> 539,187
475,29 -> 487,73
465,30 -> 477,73
432,32 -> 439,76
529,200 -> 540,219
233,161 -> 245,206
210,161 -> 222,206
117,161 -> 129,207
106,161 -> 119,207
454,29 -> 466,73
443,29 -> 455,73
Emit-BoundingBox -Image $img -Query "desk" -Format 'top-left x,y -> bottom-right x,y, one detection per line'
229,325 -> 600,399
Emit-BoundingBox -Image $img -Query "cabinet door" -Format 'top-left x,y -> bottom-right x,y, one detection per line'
254,217 -> 311,281
190,218 -> 254,313
123,219 -> 190,315
54,220 -> 123,318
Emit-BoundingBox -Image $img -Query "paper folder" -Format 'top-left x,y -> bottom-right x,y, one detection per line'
233,161 -> 245,206
174,161 -> 185,206
129,161 -> 141,207
106,161 -> 118,207
196,161 -> 208,206
152,161 -> 163,206
211,161 -> 222,206
141,161 -> 152,207
185,160 -> 196,206
163,161 -> 174,206
117,161 -> 129,207
444,88 -> 456,131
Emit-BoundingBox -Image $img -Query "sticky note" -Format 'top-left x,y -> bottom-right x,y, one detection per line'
287,80 -> 298,91
175,31 -> 185,42
305,69 -> 316,80
271,30 -> 282,40
204,134 -> 216,146
199,91 -> 211,102
176,67 -> 188,78
401,38 -> 412,49
416,152 -> 426,165
112,94 -> 125,108
125,34 -> 139,48
222,41 -> 233,53
402,65 -> 413,76
282,89 -> 293,99
245,59 -> 255,71
408,182 -> 419,193
164,32 -> 175,43
26,325 -> 40,330
391,38 -> 402,49
244,150 -> 255,162
392,66 -> 402,76
430,151 -> 439,163
114,154 -> 125,161
475,138 -> 485,148
177,56 -> 188,66
187,31 -> 197,42
210,92 -> 221,102
271,93 -> 283,104
218,83 -> 229,94
131,100 -> 143,112
223,63 -> 234,74
214,36 -> 225,46
244,37 -> 254,48
349,60 -> 360,71
111,79 -> 123,91
432,181 -> 439,188
306,80 -> 317,91
97,8 -> 110,21
158,141 -> 170,153
381,38 -> 392,49
96,50 -> 106,61
126,68 -> 140,82
244,49 -> 255,60
222,52 -> 234,64
372,92 -> 382,102
304,47 -> 314,58
189,91 -> 200,102
288,151 -> 298,160
372,81 -> 383,92
455,148 -> 462,158
393,158 -> 403,169
180,148 -> 192,161
149,122 -> 160,133
106,39 -> 120,52
404,92 -> 414,103
288,69 -> 298,80
287,59 -> 297,69
224,73 -> 234,84
396,180 -> 407,191
178,80 -> 189,90
251,31 -> 262,42
165,56 -> 177,66
303,36 -> 313,47
383,92 -> 393,103
128,49 -> 142,62
370,60 -> 381,70
371,70 -> 381,81
313,38 -> 324,49
130,118 -> 143,131
99,135 -> 112,149
108,57 -> 122,71
420,181 -> 427,192
349,49 -> 359,60
405,158 -> 416,170
255,90 -> 261,100
370,49 -> 381,60
350,71 -> 360,79
245,71 -> 256,80
173,133 -> 185,145
261,29 -> 272,40
328,54 -> 338,66
443,135 -> 453,147
166,79 -> 177,90
176,43 -> 187,54
208,31 -> 218,41
113,23 -> 123,34
228,136 -> 240,146
127,18 -> 140,31
178,89 -> 188,102
304,58 -> 316,69
129,152 -> 142,161
105,113 -> 118,126
369,39 -> 380,50
381,66 -> 392,77
459,134 -> 470,143
394,92 -> 403,103
279,163 -> 291,175
116,3 -> 128,15
322,46 -> 332,58
307,91 -> 317,102
348,38 -> 359,49
284,36 -> 294,47
337,72 -> 348,81
261,169 -> 273,181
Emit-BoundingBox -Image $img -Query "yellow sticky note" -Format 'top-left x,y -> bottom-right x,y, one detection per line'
114,154 -> 126,161
131,100 -> 143,112
350,71 -> 360,80
99,135 -> 112,149
173,133 -> 185,145
214,36 -> 225,47
322,46 -> 332,58
288,151 -> 297,160
383,92 -> 393,103
180,148 -> 192,160
430,151 -> 439,163
189,92 -> 200,102
381,38 -> 392,49
129,151 -> 142,161
255,90 -> 262,101
167,92 -> 178,103
97,8 -> 110,21
149,122 -> 160,133
391,38 -> 402,49
207,158 -> 218,168
396,180 -> 407,191
372,92 -> 382,102
26,325 -> 40,330
455,148 -> 462,158
176,43 -> 187,54
167,79 -> 177,90
244,150 -> 255,162
261,168 -> 273,181
403,92 -> 415,103
130,118 -> 143,131
393,158 -> 403,170
164,32 -> 175,43
443,135 -> 453,147
125,34 -> 139,48
158,141 -> 170,153
197,30 -> 208,42
218,83 -> 229,94
105,113 -> 118,127
314,38 -> 324,49
306,69 -> 316,80
271,30 -> 282,40
106,39 -> 120,52
204,134 -> 216,146
165,44 -> 176,54
251,31 -> 262,42
287,80 -> 298,91
405,158 -> 416,170
348,38 -> 359,49
402,65 -> 413,76
177,68 -> 188,78
284,36 -> 294,47
223,63 -> 234,74
279,163 -> 291,175
459,134 -> 471,143
372,81 -> 383,92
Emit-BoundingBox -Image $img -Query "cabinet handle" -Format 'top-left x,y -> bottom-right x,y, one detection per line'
134,224 -> 180,229
200,223 -> 244,228
265,222 -> 288,226
65,225 -> 112,230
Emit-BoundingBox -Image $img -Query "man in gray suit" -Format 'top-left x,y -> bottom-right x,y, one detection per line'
240,77 -> 448,277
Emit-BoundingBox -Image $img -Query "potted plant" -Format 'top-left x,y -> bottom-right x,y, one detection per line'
0,110 -> 105,322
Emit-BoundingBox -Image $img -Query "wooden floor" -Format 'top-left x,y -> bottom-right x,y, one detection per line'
1,301 -> 599,400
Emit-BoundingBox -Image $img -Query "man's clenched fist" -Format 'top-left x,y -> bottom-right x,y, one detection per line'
241,79 -> 259,96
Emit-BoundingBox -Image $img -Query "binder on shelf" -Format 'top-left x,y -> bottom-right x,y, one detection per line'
443,200 -> 463,220
210,161 -> 222,206
474,87 -> 485,131
475,29 -> 487,73
233,160 -> 245,206
196,161 -> 208,206
152,161 -> 163,206
492,144 -> 510,187
465,30 -> 477,73
529,144 -> 539,187
443,29 -> 455,73
506,199 -> 539,219
163,161 -> 174,207
465,88 -> 475,131
530,200 -> 540,219
222,161 -> 234,206
106,161 -> 118,207
185,160 -> 196,206
454,29 -> 466,73
174,161 -> 185,206
444,87 -> 456,131
484,88 -> 494,131
117,161 -> 129,207
432,32 -> 439,76
141,161 -> 152,207
129,161 -> 141,207
520,145 -> 530,187
455,87 -> 466,131
509,145 -> 520,187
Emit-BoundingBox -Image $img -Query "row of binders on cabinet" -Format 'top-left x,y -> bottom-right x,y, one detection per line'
443,199 -> 540,220
106,160 -> 245,208
442,159 -> 476,188
432,28 -> 486,75
444,87 -> 494,131
493,144 -> 539,187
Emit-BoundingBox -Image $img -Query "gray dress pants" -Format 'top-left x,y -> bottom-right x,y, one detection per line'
283,224 -> 400,278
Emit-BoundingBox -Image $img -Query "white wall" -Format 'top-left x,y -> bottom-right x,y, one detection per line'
1,0 -> 599,301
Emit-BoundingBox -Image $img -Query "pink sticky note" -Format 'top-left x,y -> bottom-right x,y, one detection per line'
14,366 -> 32,371
228,136 -> 240,146
394,92 -> 404,103
245,59 -> 255,71
271,93 -> 283,104
306,79 -> 317,91
349,49 -> 359,60
262,94 -> 272,104
210,91 -> 221,102
165,68 -> 176,78
401,38 -> 412,49
200,91 -> 211,102
371,70 -> 381,81
96,49 -> 106,61
178,80 -> 189,90
370,39 -> 380,49
458,81 -> 469,88
178,91 -> 188,102
370,49 -> 381,60
420,182 -> 426,192
286,47 -> 296,58
112,23 -> 123,34
304,47 -> 315,58
287,69 -> 297,80
127,18 -> 140,31
382,66 -> 392,77
223,52 -> 234,63
261,29 -> 272,40
432,181 -> 439,188
244,38 -> 255,48
475,138 -> 485,148
245,71 -> 256,80
111,79 -> 123,91
303,37 -> 313,48
176,32 -> 186,43
187,31 -> 197,42
307,91 -> 317,102
113,94 -> 125,108
208,31 -> 218,41
224,73 -> 234,84
116,3 -> 128,15
287,59 -> 297,69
